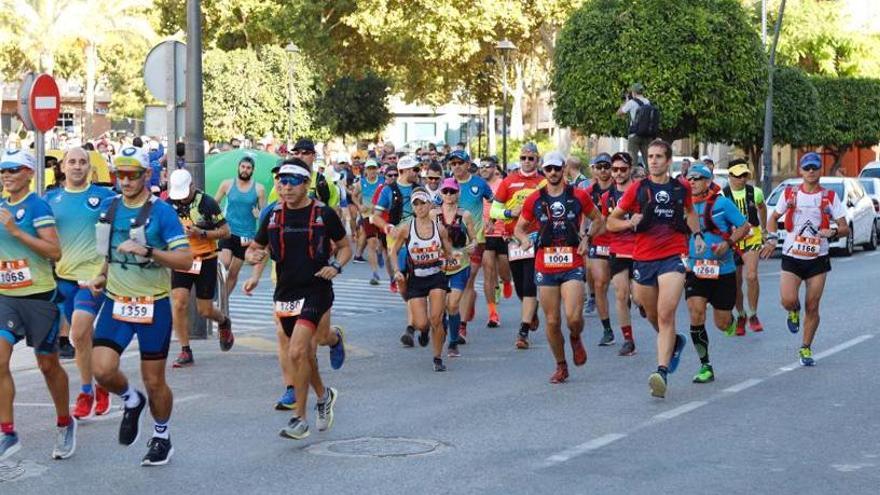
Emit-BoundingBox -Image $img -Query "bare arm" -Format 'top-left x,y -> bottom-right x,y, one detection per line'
606,207 -> 638,233
214,180 -> 231,205
20,225 -> 62,261
462,211 -> 478,253
513,215 -> 532,249
256,184 -> 267,210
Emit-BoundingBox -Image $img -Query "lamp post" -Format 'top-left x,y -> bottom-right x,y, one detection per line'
483,55 -> 496,160
495,39 -> 516,165
285,42 -> 300,148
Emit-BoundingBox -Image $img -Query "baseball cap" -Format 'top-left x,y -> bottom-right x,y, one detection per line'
507,162 -> 521,172
113,146 -> 149,169
365,159 -> 379,168
440,178 -> 459,191
687,164 -> 713,180
397,156 -> 418,170
591,153 -> 612,166
542,151 -> 565,168
410,189 -> 432,204
447,150 -> 470,163
293,138 -> 316,153
168,169 -> 193,200
800,152 -> 822,169
728,163 -> 751,177
335,152 -> 350,164
521,142 -> 539,154
630,82 -> 645,93
276,163 -> 312,178
0,149 -> 36,170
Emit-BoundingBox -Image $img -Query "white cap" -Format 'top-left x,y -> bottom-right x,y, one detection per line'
0,149 -> 36,170
410,189 -> 432,204
323,167 -> 340,182
542,151 -> 565,168
168,169 -> 193,200
276,164 -> 311,178
397,156 -> 418,170
335,152 -> 350,164
507,162 -> 521,172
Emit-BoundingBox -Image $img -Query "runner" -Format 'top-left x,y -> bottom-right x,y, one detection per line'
389,188 -> 453,371
722,159 -> 767,335
489,143 -> 546,349
435,179 -> 477,358
166,169 -> 233,368
601,152 -> 638,356
423,163 -> 445,204
515,151 -> 601,383
482,161 -> 513,329
0,150 -> 76,461
581,153 -> 615,345
606,140 -> 703,398
353,159 -> 384,285
214,154 -> 267,297
246,160 -> 349,439
683,165 -> 750,384
760,152 -> 847,366
89,146 -> 192,465
44,147 -> 115,420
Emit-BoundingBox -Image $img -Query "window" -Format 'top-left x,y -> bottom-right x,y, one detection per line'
56,112 -> 74,129
411,122 -> 436,141
859,179 -> 875,194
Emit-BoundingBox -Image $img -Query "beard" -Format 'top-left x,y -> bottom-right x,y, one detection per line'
238,171 -> 252,181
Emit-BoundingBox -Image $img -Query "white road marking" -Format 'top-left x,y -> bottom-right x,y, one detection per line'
652,401 -> 707,421
542,434 -> 627,467
724,378 -> 763,393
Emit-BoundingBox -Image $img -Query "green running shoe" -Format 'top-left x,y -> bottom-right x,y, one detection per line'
799,347 -> 815,366
787,311 -> 800,334
692,364 -> 715,383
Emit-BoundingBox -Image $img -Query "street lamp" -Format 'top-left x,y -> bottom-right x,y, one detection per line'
481,55 -> 496,159
285,42 -> 300,148
495,39 -> 516,165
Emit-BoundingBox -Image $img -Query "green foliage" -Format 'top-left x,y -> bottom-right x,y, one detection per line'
316,73 -> 392,141
202,45 -> 320,143
552,0 -> 766,143
804,76 -> 880,169
99,38 -> 152,119
154,0 -> 283,50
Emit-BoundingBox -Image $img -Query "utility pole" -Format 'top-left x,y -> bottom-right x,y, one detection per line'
761,0 -> 786,195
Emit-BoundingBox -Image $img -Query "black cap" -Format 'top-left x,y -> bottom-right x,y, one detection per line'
293,138 -> 316,153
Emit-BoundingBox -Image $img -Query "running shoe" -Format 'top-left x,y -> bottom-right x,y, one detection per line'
369,274 -> 380,286
0,433 -> 20,461
618,340 -> 636,357
584,296 -> 596,315
329,326 -> 346,370
571,336 -> 587,366
119,391 -> 146,446
377,252 -> 385,268
433,359 -> 447,372
95,386 -> 111,416
748,315 -> 764,333
457,323 -> 468,345
692,364 -> 715,384
390,280 -> 399,293
735,315 -> 746,337
787,310 -> 800,334
723,319 -> 737,337
316,387 -> 338,432
649,371 -> 667,398
418,329 -> 430,347
52,420 -> 77,460
279,417 -> 310,440
73,392 -> 94,420
275,387 -> 296,411
515,330 -> 530,350
668,334 -> 686,374
400,326 -> 415,347
503,280 -> 513,299
598,329 -> 615,347
172,349 -> 194,368
799,347 -> 815,367
447,345 -> 461,358
141,437 -> 174,466
487,309 -> 500,328
550,363 -> 569,384
352,255 -> 366,264
59,340 -> 75,359
218,317 -> 234,351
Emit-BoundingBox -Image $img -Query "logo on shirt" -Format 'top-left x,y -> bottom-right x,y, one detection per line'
549,201 -> 566,219
87,196 -> 101,209
14,209 -> 25,221
470,185 -> 479,195
654,190 -> 670,204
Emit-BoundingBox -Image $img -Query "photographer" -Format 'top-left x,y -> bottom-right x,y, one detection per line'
616,83 -> 656,166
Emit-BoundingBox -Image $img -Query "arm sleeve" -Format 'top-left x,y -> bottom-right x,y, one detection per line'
754,187 -> 765,205
490,200 -> 508,220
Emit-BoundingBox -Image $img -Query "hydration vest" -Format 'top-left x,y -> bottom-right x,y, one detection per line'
95,195 -> 157,266
782,186 -> 834,231
535,185 -> 583,249
586,182 -> 611,210
265,200 -> 331,265
722,184 -> 760,226
387,182 -> 404,225
633,179 -> 690,234
439,209 -> 468,248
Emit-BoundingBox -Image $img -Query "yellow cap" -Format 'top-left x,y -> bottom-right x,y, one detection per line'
728,163 -> 750,177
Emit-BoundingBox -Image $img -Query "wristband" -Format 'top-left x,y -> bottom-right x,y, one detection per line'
693,232 -> 704,240
504,209 -> 512,219
329,260 -> 343,274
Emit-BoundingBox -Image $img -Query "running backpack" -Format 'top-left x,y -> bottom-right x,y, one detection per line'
782,186 -> 834,232
95,195 -> 157,265
722,184 -> 760,226
632,98 -> 661,138
633,179 -> 690,234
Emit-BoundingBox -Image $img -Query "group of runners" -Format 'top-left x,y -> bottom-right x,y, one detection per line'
0,136 -> 847,465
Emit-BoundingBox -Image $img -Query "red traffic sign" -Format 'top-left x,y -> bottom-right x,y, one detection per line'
28,74 -> 60,132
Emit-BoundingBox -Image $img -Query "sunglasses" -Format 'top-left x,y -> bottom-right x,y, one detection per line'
520,156 -> 537,162
385,174 -> 398,179
116,170 -> 145,180
278,175 -> 307,187
801,164 -> 821,171
730,174 -> 749,179
611,166 -> 630,173
441,189 -> 458,195
426,176 -> 442,181
687,176 -> 707,182
0,166 -> 27,175
593,163 -> 611,170
292,150 -> 315,156
450,160 -> 466,167
543,165 -> 563,172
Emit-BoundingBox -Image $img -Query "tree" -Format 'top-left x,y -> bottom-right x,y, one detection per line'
804,76 -> 880,174
316,73 -> 392,143
0,0 -> 84,74
153,0 -> 283,50
551,0 -> 766,143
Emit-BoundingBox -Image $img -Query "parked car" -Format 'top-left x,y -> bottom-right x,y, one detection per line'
765,177 -> 877,256
712,167 -> 729,190
859,161 -> 880,179
858,177 -> 880,232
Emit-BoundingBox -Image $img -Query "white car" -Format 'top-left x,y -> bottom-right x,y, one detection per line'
765,177 -> 877,256
858,177 -> 880,231
859,161 -> 880,179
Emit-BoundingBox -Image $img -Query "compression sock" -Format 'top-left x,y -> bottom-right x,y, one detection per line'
153,420 -> 170,439
1,422 -> 13,435
488,302 -> 497,313
747,308 -> 757,318
621,325 -> 634,342
690,325 -> 710,365
601,318 -> 612,332
448,312 -> 461,344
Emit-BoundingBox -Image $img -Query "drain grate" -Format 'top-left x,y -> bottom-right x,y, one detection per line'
306,437 -> 447,458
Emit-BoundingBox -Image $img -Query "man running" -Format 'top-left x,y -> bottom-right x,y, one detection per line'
89,146 -> 192,466
607,140 -> 703,398
723,159 -> 767,335
516,152 -> 601,383
353,159 -> 384,285
246,160 -> 349,439
215,155 -> 266,297
490,143 -> 546,349
166,169 -> 233,367
44,147 -> 115,420
581,153 -> 615,345
0,150 -> 75,460
761,152 -> 847,366
684,165 -> 750,384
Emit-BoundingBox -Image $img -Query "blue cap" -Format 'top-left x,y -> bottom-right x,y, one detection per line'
800,152 -> 822,169
521,142 -> 539,154
687,164 -> 713,180
591,153 -> 612,166
447,150 -> 470,163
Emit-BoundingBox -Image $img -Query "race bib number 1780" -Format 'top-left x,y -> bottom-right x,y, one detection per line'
275,299 -> 304,318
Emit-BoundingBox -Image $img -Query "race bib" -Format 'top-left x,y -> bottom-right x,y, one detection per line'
112,296 -> 155,324
240,237 -> 253,247
790,235 -> 820,258
445,252 -> 463,271
693,259 -> 720,279
508,240 -> 534,261
411,245 -> 441,266
178,257 -> 203,275
275,299 -> 304,318
543,247 -> 576,269
0,260 -> 33,290
593,245 -> 610,257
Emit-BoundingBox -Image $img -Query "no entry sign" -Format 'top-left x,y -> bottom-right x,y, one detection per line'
28,74 -> 60,132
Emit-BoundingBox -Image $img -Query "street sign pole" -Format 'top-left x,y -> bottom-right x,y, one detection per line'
19,73 -> 60,195
166,43 -> 177,153
761,0 -> 786,195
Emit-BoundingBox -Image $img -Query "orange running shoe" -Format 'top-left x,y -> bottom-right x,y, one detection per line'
95,385 -> 111,416
550,364 -> 569,384
571,336 -> 587,366
72,392 -> 94,420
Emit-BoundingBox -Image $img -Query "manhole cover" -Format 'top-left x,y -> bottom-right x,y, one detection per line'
306,437 -> 447,458
0,460 -> 48,483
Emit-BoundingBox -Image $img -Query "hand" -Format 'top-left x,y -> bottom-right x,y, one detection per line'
393,270 -> 405,282
184,224 -> 199,236
629,213 -> 643,230
88,274 -> 106,295
693,235 -> 707,255
245,247 -> 267,264
117,239 -> 147,256
243,277 -> 259,295
509,205 -> 522,218
711,242 -> 729,257
315,265 -> 340,280
577,238 -> 589,256
818,228 -> 836,239
759,240 -> 776,259
0,209 -> 19,234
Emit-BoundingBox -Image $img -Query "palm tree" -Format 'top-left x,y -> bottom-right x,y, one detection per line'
0,0 -> 84,74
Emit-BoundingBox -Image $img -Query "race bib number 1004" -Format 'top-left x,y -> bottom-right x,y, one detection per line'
543,247 -> 575,269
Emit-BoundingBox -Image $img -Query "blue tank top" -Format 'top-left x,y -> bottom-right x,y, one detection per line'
225,181 -> 258,238
361,176 -> 381,206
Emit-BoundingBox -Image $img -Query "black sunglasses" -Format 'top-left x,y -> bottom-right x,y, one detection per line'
519,155 -> 537,162
426,176 -> 442,181
543,165 -> 563,172
441,189 -> 458,195
801,164 -> 821,171
593,163 -> 611,170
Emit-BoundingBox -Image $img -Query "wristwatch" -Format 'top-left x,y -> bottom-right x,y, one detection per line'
329,260 -> 343,273
144,246 -> 154,259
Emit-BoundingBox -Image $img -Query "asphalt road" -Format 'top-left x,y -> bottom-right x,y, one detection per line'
3,249 -> 879,494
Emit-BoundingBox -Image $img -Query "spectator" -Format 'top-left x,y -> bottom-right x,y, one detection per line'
616,82 -> 654,165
